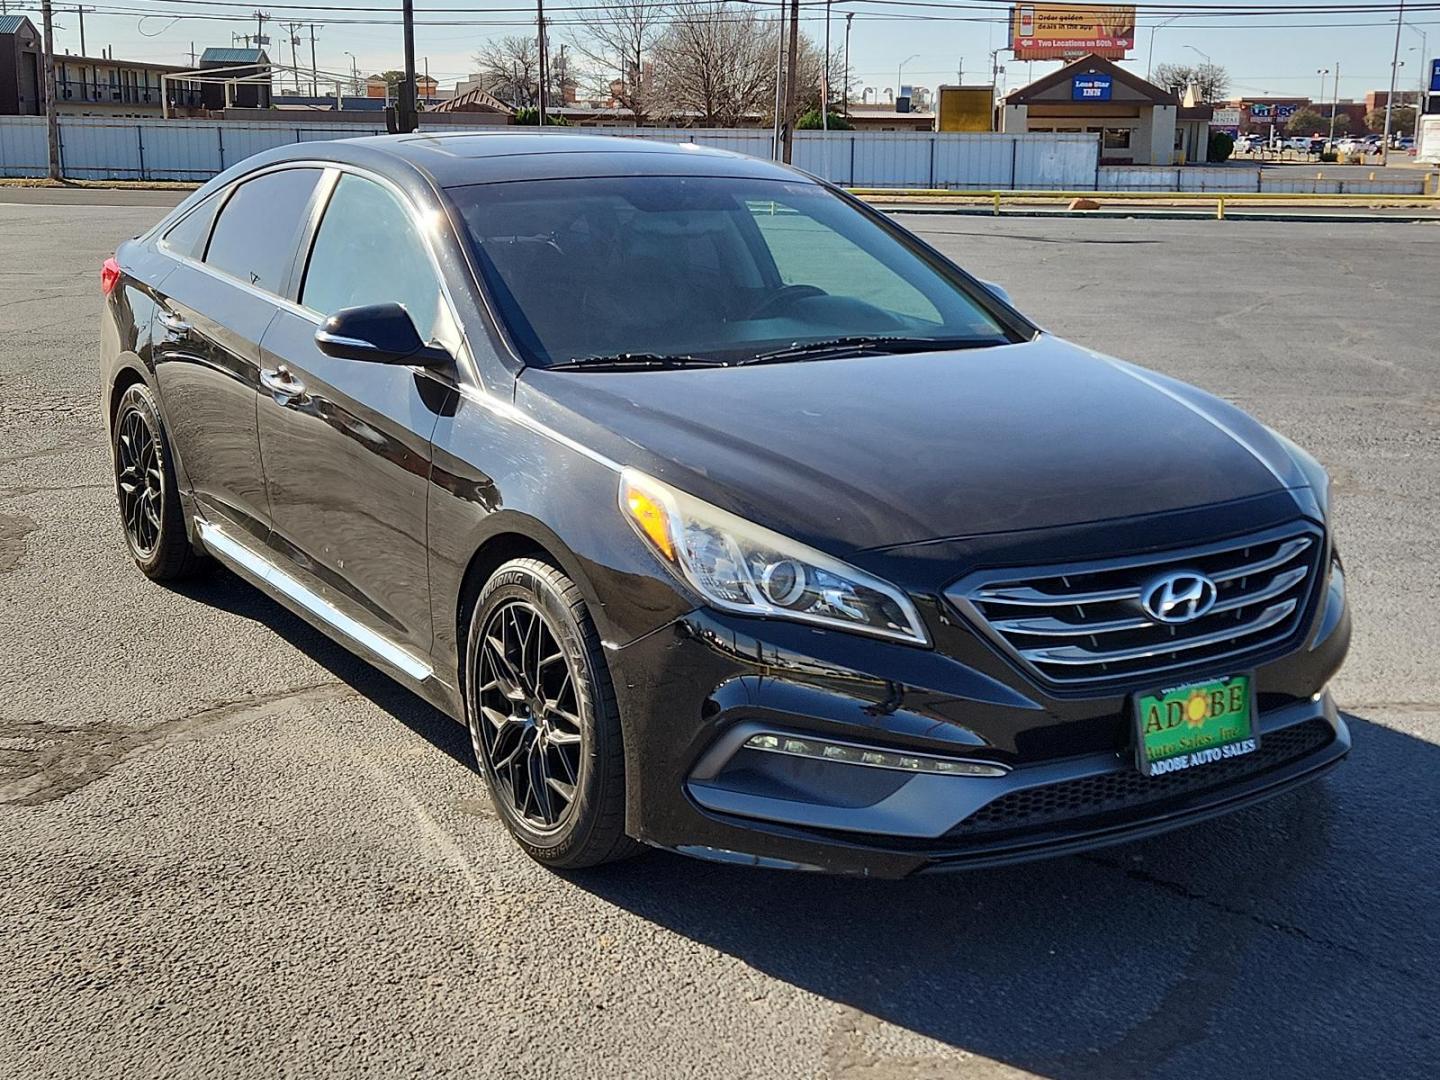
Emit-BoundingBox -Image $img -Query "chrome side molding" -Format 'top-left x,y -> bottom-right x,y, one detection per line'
195,519 -> 434,682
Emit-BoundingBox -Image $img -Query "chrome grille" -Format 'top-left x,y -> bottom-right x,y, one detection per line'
946,525 -> 1323,688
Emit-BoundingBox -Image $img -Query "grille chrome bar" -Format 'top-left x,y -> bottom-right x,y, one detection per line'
1018,600 -> 1296,666
1210,536 -> 1312,582
974,582 -> 1142,607
946,524 -> 1323,688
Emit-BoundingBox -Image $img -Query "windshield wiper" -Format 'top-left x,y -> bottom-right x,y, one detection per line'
544,353 -> 729,372
739,335 -> 1004,366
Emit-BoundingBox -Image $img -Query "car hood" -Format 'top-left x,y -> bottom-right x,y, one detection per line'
517,334 -> 1309,554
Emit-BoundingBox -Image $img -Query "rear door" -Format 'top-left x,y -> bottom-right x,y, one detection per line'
152,166 -> 324,542
255,168 -> 460,663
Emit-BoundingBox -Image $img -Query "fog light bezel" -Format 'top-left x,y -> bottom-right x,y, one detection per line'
742,732 -> 1008,777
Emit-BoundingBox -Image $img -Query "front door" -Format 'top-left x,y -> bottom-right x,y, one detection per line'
256,170 -> 460,662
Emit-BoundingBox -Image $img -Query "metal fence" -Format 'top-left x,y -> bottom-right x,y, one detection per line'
0,116 -> 1101,188
0,115 -> 1430,194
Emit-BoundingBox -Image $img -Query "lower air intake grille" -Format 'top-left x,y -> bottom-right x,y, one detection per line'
946,524 -> 1324,688
948,718 -> 1334,839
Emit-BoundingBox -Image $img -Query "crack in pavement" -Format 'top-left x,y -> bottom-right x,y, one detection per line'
0,680 -> 355,806
1081,853 -> 1427,984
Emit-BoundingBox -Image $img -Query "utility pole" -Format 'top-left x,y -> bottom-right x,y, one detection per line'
822,0 -> 831,132
1382,0 -> 1406,165
397,0 -> 417,131
252,10 -> 269,51
781,0 -> 800,162
843,12 -> 853,117
536,0 -> 547,125
74,5 -> 94,57
41,0 -> 60,179
308,24 -> 319,96
282,21 -> 304,94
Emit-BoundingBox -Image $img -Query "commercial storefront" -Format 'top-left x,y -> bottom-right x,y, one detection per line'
999,54 -> 1183,165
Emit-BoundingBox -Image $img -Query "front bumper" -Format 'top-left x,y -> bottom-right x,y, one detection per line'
607,561 -> 1350,878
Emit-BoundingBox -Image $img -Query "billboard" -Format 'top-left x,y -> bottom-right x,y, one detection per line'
1009,4 -> 1137,61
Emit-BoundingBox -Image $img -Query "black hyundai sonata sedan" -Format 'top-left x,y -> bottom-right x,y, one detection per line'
100,133 -> 1349,876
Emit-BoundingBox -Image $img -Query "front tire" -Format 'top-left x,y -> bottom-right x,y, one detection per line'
112,382 -> 203,581
464,558 -> 638,869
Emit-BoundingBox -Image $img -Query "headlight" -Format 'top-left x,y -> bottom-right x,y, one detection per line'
619,469 -> 929,646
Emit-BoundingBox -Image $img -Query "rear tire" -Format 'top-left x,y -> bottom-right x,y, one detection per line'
464,558 -> 639,870
112,382 -> 204,581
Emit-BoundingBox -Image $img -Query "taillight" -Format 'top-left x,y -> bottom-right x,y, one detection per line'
101,256 -> 121,296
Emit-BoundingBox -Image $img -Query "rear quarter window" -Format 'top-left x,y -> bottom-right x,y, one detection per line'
160,196 -> 218,260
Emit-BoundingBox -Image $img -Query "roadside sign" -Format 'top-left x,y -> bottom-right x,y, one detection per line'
1072,74 -> 1113,102
1430,58 -> 1440,93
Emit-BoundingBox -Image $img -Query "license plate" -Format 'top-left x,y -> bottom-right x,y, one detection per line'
1133,674 -> 1258,777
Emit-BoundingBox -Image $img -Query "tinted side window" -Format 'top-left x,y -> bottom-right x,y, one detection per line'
161,196 -> 218,259
300,173 -> 443,340
205,168 -> 322,294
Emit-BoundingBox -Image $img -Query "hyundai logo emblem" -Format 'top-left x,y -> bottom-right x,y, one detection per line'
1140,571 -> 1218,624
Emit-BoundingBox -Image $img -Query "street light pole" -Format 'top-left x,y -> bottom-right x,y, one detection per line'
1329,61 -> 1340,144
843,12 -> 853,118
898,53 -> 919,101
1146,15 -> 1183,80
1382,0 -> 1406,165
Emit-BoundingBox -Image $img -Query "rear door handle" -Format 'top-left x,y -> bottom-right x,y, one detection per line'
158,311 -> 190,338
260,365 -> 307,403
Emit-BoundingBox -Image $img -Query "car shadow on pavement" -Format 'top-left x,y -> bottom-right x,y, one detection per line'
569,712 -> 1437,1080
167,566 -> 476,773
168,569 -> 1435,1078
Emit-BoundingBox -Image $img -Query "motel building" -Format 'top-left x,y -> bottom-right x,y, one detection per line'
999,54 -> 1213,165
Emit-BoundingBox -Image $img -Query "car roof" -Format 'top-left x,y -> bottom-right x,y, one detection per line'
254,130 -> 811,189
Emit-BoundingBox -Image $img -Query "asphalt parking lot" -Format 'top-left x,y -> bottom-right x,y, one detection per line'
2,192 -> 1437,1079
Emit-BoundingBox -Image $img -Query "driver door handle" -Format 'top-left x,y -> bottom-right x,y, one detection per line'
260,365 -> 307,403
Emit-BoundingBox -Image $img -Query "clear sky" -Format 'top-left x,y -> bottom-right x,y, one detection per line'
12,1 -> 1437,105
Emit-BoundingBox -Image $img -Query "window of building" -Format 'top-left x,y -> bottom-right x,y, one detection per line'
204,168 -> 322,294
1103,128 -> 1132,150
300,173 -> 444,340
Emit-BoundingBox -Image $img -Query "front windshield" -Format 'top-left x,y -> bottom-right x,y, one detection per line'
450,175 -> 1016,367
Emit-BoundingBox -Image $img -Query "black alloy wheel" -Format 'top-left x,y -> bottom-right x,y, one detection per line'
115,404 -> 163,557
111,382 -> 203,581
476,599 -> 584,832
465,558 -> 636,868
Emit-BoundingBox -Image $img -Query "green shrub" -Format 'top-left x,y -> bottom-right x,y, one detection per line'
796,109 -> 852,131
1319,151 -> 1338,163
512,107 -> 570,126
1206,131 -> 1234,163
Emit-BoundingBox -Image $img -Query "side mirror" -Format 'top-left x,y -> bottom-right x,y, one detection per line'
314,303 -> 451,367
979,279 -> 1015,308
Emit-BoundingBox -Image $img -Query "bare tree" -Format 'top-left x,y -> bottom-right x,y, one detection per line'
569,1 -> 668,121
651,2 -> 832,127
474,35 -> 542,107
1151,62 -> 1229,104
